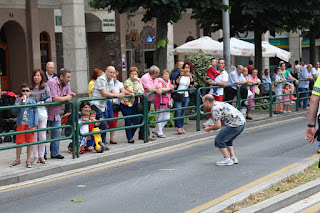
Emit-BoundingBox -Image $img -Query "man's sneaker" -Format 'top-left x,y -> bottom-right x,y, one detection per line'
231,157 -> 239,164
216,158 -> 233,166
203,118 -> 214,126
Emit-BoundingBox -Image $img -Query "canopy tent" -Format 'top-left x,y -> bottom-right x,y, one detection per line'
262,41 -> 291,62
170,36 -> 241,56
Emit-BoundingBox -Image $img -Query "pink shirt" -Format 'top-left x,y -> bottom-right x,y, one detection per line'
154,79 -> 172,110
140,72 -> 159,101
47,76 -> 71,121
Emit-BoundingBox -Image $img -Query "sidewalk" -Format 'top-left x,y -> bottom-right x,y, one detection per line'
0,108 -> 309,187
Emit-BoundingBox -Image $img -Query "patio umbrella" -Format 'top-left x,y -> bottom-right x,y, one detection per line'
170,36 -> 241,56
228,38 -> 266,56
262,41 -> 291,62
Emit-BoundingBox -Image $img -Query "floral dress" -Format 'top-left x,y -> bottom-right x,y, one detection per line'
247,74 -> 260,110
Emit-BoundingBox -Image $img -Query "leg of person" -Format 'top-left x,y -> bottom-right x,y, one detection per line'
38,119 -> 47,163
215,125 -> 245,166
154,110 -> 167,137
174,101 -> 183,133
91,105 -> 107,144
109,111 -> 118,144
240,87 -> 248,107
224,87 -> 235,102
180,97 -> 190,133
120,103 -> 134,142
131,104 -> 141,142
10,125 -> 26,167
154,110 -> 162,136
48,118 -> 63,159
225,125 -> 245,164
303,88 -> 309,108
298,87 -> 304,108
32,130 -> 39,164
24,125 -> 34,167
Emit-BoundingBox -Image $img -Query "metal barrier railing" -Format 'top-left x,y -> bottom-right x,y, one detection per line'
0,79 -> 312,157
0,101 -> 76,157
146,88 -> 199,138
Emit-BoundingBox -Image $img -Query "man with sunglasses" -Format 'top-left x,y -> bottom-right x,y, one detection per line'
47,68 -> 74,159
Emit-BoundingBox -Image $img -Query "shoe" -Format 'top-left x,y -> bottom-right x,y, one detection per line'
288,110 -> 292,113
216,158 -> 234,166
105,147 -> 110,151
283,111 -> 287,113
10,160 -> 21,167
138,135 -> 144,140
148,137 -> 156,141
39,157 -> 47,164
178,129 -> 184,134
110,141 -> 117,144
80,150 -> 86,154
246,116 -> 253,120
290,95 -> 297,100
32,158 -> 39,165
303,107 -> 309,109
44,155 -> 47,160
128,140 -> 135,144
231,157 -> 239,164
181,129 -> 186,134
158,134 -> 166,138
291,101 -> 295,104
85,148 -> 93,151
51,154 -> 64,159
279,112 -> 284,114
26,161 -> 32,168
203,118 -> 214,126
274,111 -> 280,114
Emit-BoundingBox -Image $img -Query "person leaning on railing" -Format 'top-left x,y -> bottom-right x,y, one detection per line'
246,69 -> 261,120
153,69 -> 174,138
120,67 -> 144,144
88,68 -> 104,98
30,69 -> 52,165
279,62 -> 298,101
298,64 -> 313,109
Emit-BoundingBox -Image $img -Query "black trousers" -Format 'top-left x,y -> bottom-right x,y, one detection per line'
224,86 -> 248,107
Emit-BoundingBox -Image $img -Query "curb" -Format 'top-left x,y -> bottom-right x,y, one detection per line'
0,111 -> 308,187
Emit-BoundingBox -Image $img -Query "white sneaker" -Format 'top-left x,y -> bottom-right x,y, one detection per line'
216,158 -> 234,166
288,110 -> 291,113
203,118 -> 214,126
231,157 -> 239,164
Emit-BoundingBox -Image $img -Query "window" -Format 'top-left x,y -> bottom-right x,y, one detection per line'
40,32 -> 51,71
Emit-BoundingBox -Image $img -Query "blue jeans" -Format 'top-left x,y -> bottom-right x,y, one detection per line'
299,88 -> 308,108
48,117 -> 62,157
121,102 -> 140,141
215,124 -> 245,148
174,96 -> 190,128
91,105 -> 107,144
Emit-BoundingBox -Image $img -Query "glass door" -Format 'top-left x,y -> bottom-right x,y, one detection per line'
0,44 -> 9,91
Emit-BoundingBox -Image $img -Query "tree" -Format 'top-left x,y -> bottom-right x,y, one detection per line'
192,0 -> 320,77
89,0 -> 194,71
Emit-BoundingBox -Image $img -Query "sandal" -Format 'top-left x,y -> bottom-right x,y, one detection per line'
32,158 -> 39,165
128,140 -> 135,144
181,129 -> 186,134
39,157 -> 47,164
10,160 -> 21,167
158,134 -> 166,138
148,137 -> 156,141
26,161 -> 32,168
110,141 -> 118,144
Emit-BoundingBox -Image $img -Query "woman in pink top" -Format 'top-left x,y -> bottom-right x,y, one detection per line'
153,69 -> 174,138
246,69 -> 261,120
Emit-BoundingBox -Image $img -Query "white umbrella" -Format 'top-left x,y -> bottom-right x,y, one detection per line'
229,38 -> 266,56
262,41 -> 291,62
170,36 -> 241,56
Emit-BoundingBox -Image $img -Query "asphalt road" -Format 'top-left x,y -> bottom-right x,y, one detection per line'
0,118 -> 315,213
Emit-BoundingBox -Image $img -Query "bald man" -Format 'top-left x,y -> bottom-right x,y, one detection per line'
91,66 -> 125,146
202,94 -> 246,166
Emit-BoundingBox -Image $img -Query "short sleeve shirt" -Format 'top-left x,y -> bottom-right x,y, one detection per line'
211,102 -> 246,127
140,72 -> 159,102
91,74 -> 115,112
47,76 -> 71,121
228,70 -> 245,89
210,70 -> 228,96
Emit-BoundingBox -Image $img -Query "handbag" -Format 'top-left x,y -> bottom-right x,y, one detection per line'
173,93 -> 184,102
112,104 -> 121,113
255,85 -> 260,95
168,98 -> 174,108
136,97 -> 143,113
37,105 -> 48,121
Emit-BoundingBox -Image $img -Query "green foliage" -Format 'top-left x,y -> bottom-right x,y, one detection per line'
157,38 -> 169,49
185,54 -> 212,88
255,99 -> 269,110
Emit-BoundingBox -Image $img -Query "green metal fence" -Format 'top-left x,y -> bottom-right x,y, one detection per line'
0,101 -> 76,157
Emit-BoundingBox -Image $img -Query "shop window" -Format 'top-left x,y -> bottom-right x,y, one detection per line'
40,32 -> 51,71
144,50 -> 155,70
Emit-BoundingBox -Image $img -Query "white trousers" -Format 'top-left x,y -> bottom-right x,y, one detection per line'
33,119 -> 47,158
154,109 -> 170,135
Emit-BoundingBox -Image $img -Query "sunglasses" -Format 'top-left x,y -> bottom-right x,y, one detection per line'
22,90 -> 30,92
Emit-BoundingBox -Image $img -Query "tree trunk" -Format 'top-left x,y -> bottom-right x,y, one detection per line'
310,30 -> 316,65
254,30 -> 263,80
156,17 -> 168,71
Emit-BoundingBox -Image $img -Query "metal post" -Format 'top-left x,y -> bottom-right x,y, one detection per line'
222,0 -> 231,73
